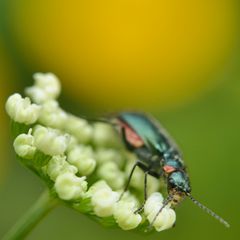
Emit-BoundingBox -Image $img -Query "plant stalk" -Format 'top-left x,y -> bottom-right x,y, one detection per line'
2,189 -> 58,240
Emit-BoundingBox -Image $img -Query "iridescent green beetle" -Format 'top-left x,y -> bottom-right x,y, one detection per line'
107,112 -> 229,228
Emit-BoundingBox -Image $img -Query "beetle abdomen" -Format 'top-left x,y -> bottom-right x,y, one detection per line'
117,112 -> 178,154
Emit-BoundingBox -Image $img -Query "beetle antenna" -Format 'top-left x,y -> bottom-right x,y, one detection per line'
80,116 -> 119,127
95,118 -> 119,127
89,117 -> 109,124
187,194 -> 230,228
147,194 -> 173,231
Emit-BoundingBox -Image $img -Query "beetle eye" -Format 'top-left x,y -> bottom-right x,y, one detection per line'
169,178 -> 175,185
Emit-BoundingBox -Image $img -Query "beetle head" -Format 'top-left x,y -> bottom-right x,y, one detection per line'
168,171 -> 191,198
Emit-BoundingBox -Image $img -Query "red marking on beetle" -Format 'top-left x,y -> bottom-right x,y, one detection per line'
118,120 -> 144,148
163,165 -> 176,173
125,127 -> 144,147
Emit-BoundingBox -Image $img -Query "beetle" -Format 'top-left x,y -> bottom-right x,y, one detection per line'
106,112 -> 229,228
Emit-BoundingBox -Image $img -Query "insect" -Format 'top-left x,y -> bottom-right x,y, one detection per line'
106,112 -> 230,229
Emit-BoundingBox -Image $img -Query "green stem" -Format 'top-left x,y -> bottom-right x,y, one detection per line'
3,189 -> 58,240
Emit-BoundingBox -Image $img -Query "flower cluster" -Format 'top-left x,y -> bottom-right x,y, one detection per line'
5,73 -> 176,232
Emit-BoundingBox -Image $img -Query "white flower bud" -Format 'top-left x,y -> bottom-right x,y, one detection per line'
97,161 -> 125,190
46,155 -> 78,181
86,180 -> 110,197
116,190 -> 140,207
90,183 -> 119,217
5,93 -> 41,125
66,136 -> 78,152
125,161 -> 144,190
144,192 -> 164,216
95,149 -> 124,166
65,116 -> 93,144
125,157 -> 160,194
38,100 -> 68,129
25,73 -> 61,103
13,130 -> 36,159
33,125 -> 70,156
144,193 -> 176,232
55,172 -> 87,200
92,123 -> 120,148
25,87 -> 48,104
147,175 -> 160,195
67,145 -> 96,176
114,200 -> 142,230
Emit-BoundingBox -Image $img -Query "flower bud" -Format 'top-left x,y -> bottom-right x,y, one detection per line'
65,115 -> 93,144
86,180 -> 110,197
92,123 -> 120,148
33,125 -> 70,156
97,161 -> 125,190
66,136 -> 78,152
13,130 -> 36,159
125,160 -> 144,190
144,193 -> 176,232
95,148 -> 124,166
67,145 -> 96,176
147,175 -> 160,195
5,93 -> 41,125
55,172 -> 88,200
25,73 -> 61,103
38,100 -> 68,129
90,182 -> 119,217
144,192 -> 163,216
116,190 -> 140,207
114,200 -> 142,230
124,155 -> 160,194
46,155 -> 78,181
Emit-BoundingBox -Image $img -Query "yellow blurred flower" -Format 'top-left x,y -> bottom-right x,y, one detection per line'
8,0 -> 237,110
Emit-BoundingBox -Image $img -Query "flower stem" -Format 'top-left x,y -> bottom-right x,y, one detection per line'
3,189 -> 58,240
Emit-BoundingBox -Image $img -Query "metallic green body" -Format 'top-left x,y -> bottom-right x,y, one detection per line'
117,112 -> 191,193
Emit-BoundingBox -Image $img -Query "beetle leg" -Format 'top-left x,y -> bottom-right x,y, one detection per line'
134,171 -> 148,214
118,162 -> 138,201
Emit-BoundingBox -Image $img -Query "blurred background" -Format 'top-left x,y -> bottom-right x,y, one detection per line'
0,0 -> 239,239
